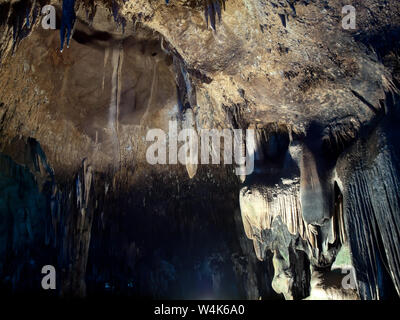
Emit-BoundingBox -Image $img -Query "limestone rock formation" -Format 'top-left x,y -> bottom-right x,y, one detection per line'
0,0 -> 400,300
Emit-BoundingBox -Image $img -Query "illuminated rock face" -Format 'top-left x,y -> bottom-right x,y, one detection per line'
0,0 -> 400,299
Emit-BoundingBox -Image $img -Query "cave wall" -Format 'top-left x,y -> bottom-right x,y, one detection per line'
0,136 -> 277,299
0,0 -> 400,300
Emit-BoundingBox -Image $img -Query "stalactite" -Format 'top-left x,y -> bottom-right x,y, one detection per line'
240,178 -> 315,263
182,108 -> 198,179
57,159 -> 96,297
345,143 -> 400,299
108,44 -> 124,168
111,0 -> 127,33
60,0 -> 76,52
0,0 -> 39,58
